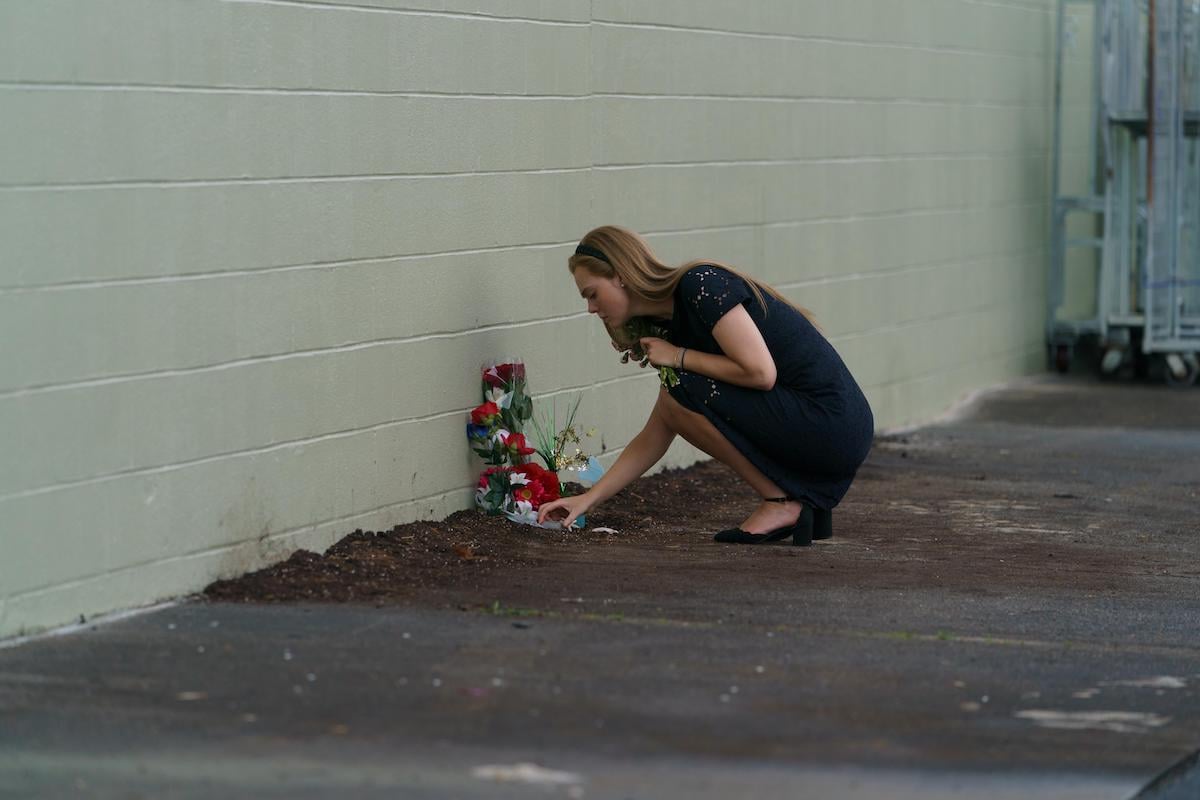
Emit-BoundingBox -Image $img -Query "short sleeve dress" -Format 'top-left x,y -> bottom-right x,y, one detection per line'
663,265 -> 874,511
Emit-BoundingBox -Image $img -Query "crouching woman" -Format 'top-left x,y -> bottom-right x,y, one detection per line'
537,225 -> 874,545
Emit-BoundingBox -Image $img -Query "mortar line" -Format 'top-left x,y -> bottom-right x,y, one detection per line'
0,82 -> 587,98
0,311 -> 592,399
6,485 -> 475,602
222,0 -> 588,26
0,247 -> 1042,400
0,165 -> 590,192
5,438 -> 635,606
0,152 -> 1051,192
0,83 -> 1047,109
0,372 -> 650,504
0,202 -> 1047,294
590,19 -> 1051,61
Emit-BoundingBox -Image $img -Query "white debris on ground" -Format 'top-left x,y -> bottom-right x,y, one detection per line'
1101,676 -> 1187,690
471,762 -> 583,786
1015,710 -> 1171,734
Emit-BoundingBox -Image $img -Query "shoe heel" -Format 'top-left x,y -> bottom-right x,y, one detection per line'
792,506 -> 814,547
813,508 -> 832,541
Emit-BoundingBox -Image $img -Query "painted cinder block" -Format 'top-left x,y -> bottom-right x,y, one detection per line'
0,171 -> 592,289
0,0 -> 591,94
1,316 -> 636,496
0,245 -> 585,393
0,0 -> 1057,638
0,370 -> 663,600
0,90 -> 592,185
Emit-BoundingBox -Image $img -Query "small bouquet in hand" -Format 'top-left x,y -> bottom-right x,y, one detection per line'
613,318 -> 680,389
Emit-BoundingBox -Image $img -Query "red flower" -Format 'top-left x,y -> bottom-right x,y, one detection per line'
477,465 -> 510,489
499,431 -> 535,457
518,462 -> 560,501
511,479 -> 545,508
470,401 -> 500,426
538,470 -> 561,501
495,362 -> 525,382
484,361 -> 526,388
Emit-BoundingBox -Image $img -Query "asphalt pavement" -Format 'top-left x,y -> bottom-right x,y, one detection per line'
2,375 -> 1198,799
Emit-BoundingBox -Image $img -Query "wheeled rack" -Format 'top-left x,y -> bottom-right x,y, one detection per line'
1049,0 -> 1200,385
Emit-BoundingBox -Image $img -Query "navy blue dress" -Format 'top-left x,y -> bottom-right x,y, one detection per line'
664,265 -> 874,510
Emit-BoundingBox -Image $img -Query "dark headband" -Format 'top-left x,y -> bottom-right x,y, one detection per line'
574,244 -> 611,265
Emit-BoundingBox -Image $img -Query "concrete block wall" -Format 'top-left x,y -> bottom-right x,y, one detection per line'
0,0 -> 1054,638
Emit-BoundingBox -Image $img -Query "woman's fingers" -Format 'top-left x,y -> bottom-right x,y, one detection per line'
539,497 -> 586,528
563,501 -> 586,529
637,337 -> 667,367
537,499 -> 563,524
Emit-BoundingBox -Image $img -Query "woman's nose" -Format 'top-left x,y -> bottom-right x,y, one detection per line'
587,300 -> 598,314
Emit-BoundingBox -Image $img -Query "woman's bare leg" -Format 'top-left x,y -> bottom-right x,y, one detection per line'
654,388 -> 802,534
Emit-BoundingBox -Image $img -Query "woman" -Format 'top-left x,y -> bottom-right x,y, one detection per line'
536,225 -> 874,545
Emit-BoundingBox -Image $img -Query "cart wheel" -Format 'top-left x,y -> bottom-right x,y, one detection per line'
1097,346 -> 1125,380
1054,344 -> 1071,374
1163,352 -> 1200,388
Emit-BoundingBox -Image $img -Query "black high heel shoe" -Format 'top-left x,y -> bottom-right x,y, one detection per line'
813,507 -> 832,541
713,497 -> 814,547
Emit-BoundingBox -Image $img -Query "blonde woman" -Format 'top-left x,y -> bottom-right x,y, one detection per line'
537,225 -> 874,545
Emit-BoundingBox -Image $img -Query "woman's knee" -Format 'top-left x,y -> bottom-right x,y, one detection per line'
655,387 -> 705,434
654,388 -> 686,432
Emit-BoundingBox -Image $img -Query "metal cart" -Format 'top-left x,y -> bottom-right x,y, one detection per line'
1049,0 -> 1200,385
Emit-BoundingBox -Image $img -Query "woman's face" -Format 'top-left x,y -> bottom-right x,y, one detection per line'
573,267 -> 629,326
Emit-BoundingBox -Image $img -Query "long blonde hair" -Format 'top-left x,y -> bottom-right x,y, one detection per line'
567,225 -> 814,345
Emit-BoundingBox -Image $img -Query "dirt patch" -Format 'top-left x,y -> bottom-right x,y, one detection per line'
203,460 -> 751,605
204,427 -> 1180,611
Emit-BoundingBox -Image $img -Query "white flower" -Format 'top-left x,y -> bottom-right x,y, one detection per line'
513,500 -> 533,516
509,471 -> 531,486
491,428 -> 511,444
485,387 -> 513,409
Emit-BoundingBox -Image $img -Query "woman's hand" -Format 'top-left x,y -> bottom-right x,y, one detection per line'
536,493 -> 594,529
611,338 -> 644,367
638,337 -> 680,369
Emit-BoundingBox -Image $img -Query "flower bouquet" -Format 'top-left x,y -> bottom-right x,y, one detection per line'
530,394 -> 604,483
474,461 -> 562,528
466,360 -> 603,529
613,318 -> 680,389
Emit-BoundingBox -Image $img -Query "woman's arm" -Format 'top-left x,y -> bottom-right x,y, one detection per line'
537,395 -> 676,527
640,304 -> 777,391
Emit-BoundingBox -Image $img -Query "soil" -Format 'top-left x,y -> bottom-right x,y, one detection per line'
204,460 -> 750,605
203,410 -> 1188,611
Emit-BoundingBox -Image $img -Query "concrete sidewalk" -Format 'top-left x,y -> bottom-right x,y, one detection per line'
2,376 -> 1199,799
